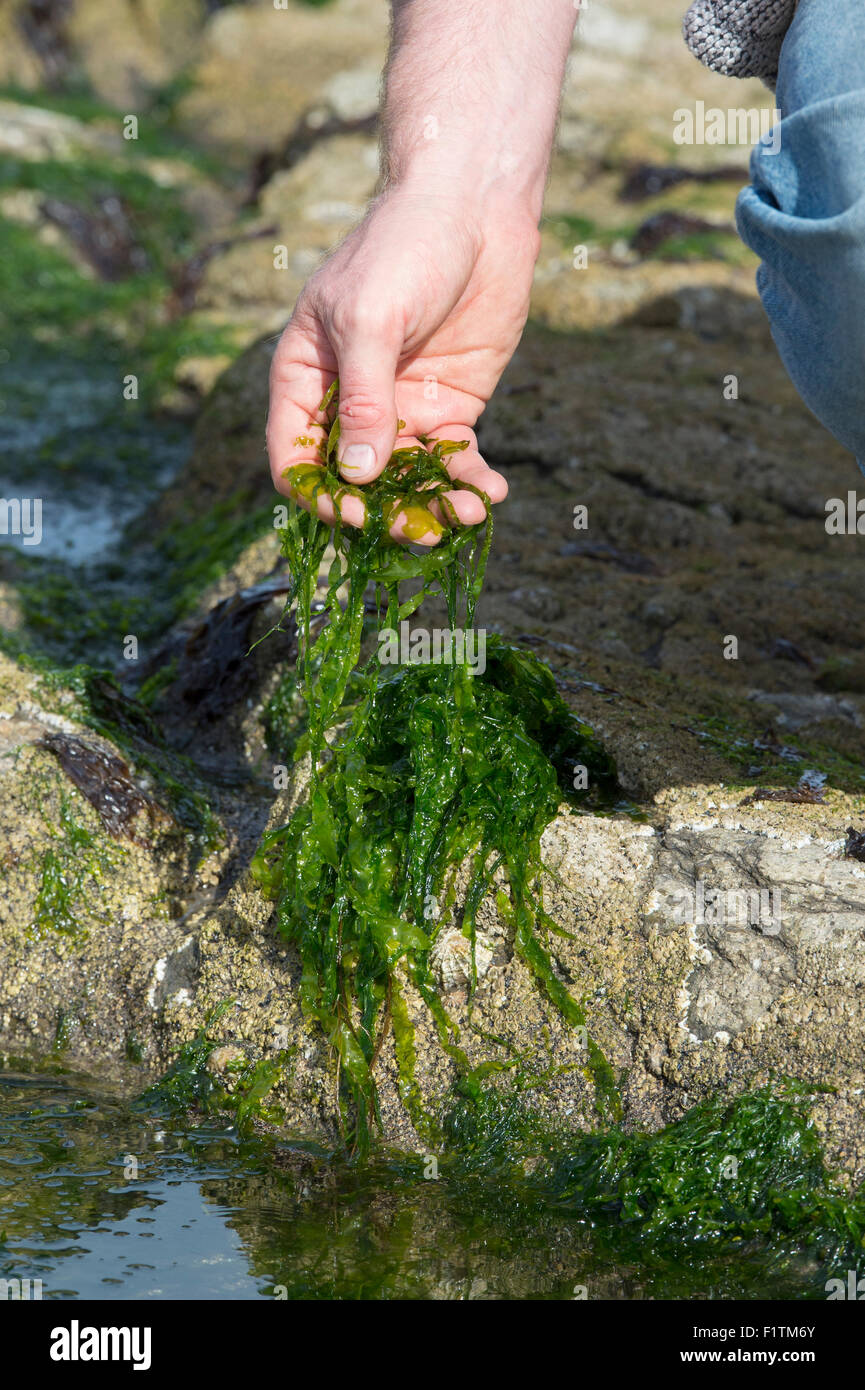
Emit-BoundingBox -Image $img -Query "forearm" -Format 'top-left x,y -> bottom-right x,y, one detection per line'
381,0 -> 579,221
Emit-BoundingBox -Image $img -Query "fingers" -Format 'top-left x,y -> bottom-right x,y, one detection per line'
424,423 -> 508,506
281,464 -> 368,531
383,425 -> 505,546
267,317 -> 507,546
273,411 -> 505,544
266,321 -> 331,494
329,314 -> 402,485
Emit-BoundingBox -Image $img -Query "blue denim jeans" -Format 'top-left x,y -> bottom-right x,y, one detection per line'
735,0 -> 865,470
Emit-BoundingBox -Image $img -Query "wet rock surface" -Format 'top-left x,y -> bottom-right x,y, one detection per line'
2,1 -> 865,1176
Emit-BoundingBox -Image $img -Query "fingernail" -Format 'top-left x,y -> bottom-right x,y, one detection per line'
338,442 -> 376,478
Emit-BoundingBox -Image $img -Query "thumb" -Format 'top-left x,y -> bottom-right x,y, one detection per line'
333,336 -> 400,484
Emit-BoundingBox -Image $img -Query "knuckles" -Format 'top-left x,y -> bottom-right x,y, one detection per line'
335,391 -> 394,431
326,294 -> 399,345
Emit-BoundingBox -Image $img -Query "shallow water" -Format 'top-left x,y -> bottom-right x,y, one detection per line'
0,345 -> 187,564
0,1069 -> 265,1300
0,1065 -> 830,1301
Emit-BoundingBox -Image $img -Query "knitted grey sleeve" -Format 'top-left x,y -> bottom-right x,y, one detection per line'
682,0 -> 798,85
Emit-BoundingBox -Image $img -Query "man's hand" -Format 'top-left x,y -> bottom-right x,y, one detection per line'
267,188 -> 540,544
266,0 -> 579,545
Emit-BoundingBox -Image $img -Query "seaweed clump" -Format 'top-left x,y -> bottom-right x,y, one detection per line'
136,1003 -> 288,1136
252,383 -> 617,1150
438,1075 -> 865,1293
541,1080 -> 865,1274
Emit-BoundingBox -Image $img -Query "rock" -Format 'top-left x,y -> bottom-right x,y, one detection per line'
320,62 -> 382,123
192,132 -> 380,337
748,690 -> 862,732
0,8 -> 44,91
6,702 -> 865,1179
0,98 -> 119,161
259,132 -> 379,228
69,296 -> 865,1172
151,335 -> 277,550
578,4 -> 651,59
173,352 -> 236,398
0,650 -> 223,1063
5,0 -> 865,1186
506,586 -> 563,623
66,0 -> 206,110
177,0 -> 388,155
0,1 -> 206,109
471,311 -> 865,809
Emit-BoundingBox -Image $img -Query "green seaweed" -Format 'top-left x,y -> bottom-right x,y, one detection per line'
0,142 -> 248,674
32,794 -> 109,942
252,383 -> 618,1151
432,1074 -> 865,1292
136,1004 -> 289,1135
542,1080 -> 865,1270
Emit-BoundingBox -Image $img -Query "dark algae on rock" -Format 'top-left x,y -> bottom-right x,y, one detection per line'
252,383 -> 619,1149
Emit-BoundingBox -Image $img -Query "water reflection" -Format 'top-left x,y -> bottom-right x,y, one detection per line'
0,1065 -> 817,1301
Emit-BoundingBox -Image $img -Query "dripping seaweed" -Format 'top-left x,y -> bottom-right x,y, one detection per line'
252,382 -> 618,1150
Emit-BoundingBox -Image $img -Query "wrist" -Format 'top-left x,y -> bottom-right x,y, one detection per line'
381,0 -> 577,227
381,114 -> 550,226
383,152 -> 548,227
